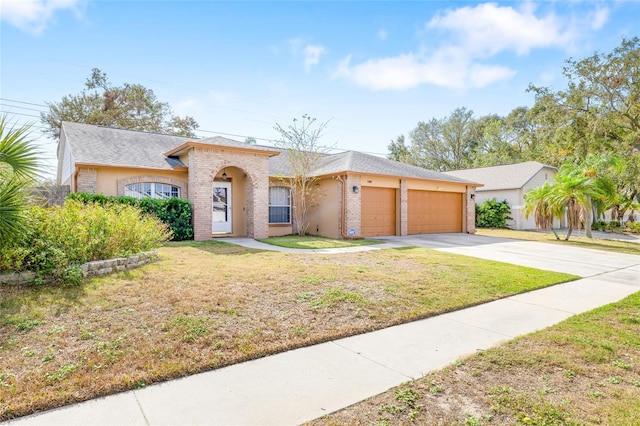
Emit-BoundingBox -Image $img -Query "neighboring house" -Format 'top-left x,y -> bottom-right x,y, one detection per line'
58,122 -> 481,241
445,162 -> 560,230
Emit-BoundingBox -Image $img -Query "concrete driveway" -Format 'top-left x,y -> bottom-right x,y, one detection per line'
377,233 -> 640,277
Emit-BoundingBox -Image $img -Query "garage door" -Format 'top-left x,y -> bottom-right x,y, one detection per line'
408,190 -> 462,234
361,187 -> 396,237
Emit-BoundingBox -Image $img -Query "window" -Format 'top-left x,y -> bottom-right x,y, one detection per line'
269,186 -> 291,224
125,182 -> 179,200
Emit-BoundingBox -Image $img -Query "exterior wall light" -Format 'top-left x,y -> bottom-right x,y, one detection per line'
352,185 -> 359,193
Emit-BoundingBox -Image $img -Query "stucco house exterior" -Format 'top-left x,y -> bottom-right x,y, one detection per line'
57,122 -> 481,240
444,161 -> 560,230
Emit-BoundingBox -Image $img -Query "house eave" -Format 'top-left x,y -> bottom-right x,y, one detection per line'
164,141 -> 281,158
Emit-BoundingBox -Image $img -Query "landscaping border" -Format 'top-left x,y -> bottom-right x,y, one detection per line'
0,250 -> 158,285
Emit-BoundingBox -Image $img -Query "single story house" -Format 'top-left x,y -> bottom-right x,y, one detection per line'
57,122 -> 481,240
444,161 -> 560,230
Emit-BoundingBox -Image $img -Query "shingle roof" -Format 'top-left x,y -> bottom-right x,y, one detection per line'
61,122 -> 280,170
444,161 -> 557,191
61,122 -> 193,170
270,150 -> 478,184
61,122 -> 478,185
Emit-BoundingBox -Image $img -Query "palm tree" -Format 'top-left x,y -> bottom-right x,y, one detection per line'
551,163 -> 609,240
524,181 -> 564,240
0,116 -> 40,242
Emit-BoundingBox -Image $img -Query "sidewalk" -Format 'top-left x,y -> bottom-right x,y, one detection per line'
6,237 -> 640,425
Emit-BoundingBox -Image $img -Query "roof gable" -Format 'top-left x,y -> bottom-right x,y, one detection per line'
61,122 -> 192,170
444,161 -> 557,191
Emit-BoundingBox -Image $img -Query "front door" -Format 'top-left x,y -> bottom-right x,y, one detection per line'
212,182 -> 232,233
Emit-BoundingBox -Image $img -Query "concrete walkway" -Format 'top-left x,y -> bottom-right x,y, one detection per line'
6,235 -> 640,425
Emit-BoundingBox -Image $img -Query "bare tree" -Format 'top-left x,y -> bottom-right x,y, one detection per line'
273,114 -> 331,236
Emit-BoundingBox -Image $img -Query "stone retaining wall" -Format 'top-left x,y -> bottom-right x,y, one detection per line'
0,251 -> 158,285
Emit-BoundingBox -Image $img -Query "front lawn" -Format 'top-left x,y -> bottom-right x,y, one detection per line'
256,235 -> 384,249
477,228 -> 640,256
309,291 -> 640,425
1,242 -> 575,420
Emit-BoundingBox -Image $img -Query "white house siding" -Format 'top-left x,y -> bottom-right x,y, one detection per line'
477,167 -> 558,230
474,189 -> 522,229
521,167 -> 561,229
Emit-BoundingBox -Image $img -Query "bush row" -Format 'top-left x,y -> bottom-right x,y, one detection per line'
67,193 -> 193,241
0,200 -> 171,283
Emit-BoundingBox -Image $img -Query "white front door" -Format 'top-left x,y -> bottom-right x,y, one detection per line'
212,182 -> 232,233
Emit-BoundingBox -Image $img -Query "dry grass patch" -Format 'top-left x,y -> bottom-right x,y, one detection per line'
256,235 -> 383,249
477,228 -> 640,256
308,292 -> 640,426
1,241 -> 575,420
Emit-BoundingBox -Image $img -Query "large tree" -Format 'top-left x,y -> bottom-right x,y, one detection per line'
273,114 -> 331,236
407,107 -> 480,171
528,37 -> 640,221
0,116 -> 40,242
42,68 -> 199,140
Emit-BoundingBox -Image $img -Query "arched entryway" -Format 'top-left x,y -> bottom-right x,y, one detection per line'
212,166 -> 250,236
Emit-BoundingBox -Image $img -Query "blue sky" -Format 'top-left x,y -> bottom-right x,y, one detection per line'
1,0 -> 639,179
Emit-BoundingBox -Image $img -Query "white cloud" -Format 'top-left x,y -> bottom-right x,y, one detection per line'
333,50 -> 515,91
0,0 -> 84,35
589,7 -> 609,30
333,2 -> 608,91
303,44 -> 327,72
426,2 -> 575,56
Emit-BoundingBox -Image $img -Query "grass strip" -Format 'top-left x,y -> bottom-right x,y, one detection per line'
308,291 -> 640,425
256,235 -> 384,249
477,228 -> 640,256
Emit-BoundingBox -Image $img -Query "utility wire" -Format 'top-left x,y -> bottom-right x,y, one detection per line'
0,98 -> 47,107
0,100 -> 390,157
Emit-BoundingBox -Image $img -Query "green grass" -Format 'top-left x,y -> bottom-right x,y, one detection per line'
477,228 -> 640,256
256,235 -> 384,249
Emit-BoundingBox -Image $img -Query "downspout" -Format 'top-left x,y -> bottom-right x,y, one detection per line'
336,175 -> 363,239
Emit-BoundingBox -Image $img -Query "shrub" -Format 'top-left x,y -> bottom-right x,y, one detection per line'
606,220 -> 621,230
67,193 -> 193,241
626,221 -> 640,234
0,200 -> 171,280
476,198 -> 513,228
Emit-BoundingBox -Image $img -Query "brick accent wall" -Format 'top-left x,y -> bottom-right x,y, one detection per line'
466,186 -> 477,234
399,179 -> 408,236
189,147 -> 271,241
117,175 -> 188,198
77,167 -> 97,193
344,175 -> 362,236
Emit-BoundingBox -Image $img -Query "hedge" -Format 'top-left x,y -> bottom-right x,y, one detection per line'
67,193 -> 193,241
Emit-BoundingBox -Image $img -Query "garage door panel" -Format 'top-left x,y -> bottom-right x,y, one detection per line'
361,187 -> 396,237
408,190 -> 462,234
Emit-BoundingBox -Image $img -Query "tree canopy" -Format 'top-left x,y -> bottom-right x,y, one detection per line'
390,37 -> 640,226
41,68 -> 199,140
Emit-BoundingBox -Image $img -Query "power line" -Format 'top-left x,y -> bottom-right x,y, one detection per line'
0,98 -> 47,108
0,110 -> 41,119
0,101 -> 390,157
0,103 -> 46,113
